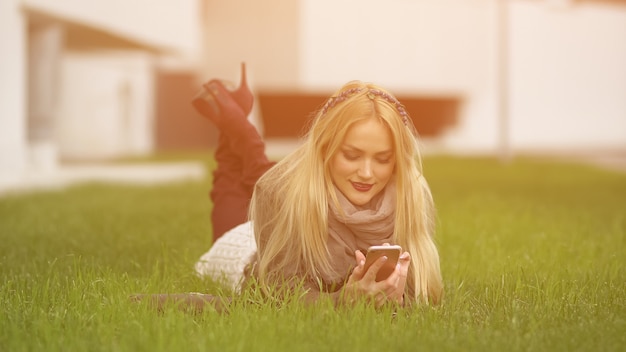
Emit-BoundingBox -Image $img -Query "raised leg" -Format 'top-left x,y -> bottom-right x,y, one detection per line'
192,65 -> 274,240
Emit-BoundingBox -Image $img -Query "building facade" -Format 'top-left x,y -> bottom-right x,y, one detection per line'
2,0 -> 625,186
0,0 -> 202,183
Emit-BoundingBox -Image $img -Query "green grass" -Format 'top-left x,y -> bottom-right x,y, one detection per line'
1,156 -> 624,351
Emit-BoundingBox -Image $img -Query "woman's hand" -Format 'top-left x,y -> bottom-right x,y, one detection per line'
342,245 -> 411,307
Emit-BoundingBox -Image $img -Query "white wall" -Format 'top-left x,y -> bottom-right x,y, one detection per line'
0,0 -> 27,182
299,0 -> 626,153
299,0 -> 500,152
57,52 -> 155,159
509,0 -> 626,151
23,0 -> 201,57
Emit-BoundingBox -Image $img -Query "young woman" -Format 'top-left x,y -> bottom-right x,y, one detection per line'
193,64 -> 443,307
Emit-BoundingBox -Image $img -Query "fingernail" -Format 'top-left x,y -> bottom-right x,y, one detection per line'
359,260 -> 364,266
208,82 -> 220,94
382,256 -> 388,262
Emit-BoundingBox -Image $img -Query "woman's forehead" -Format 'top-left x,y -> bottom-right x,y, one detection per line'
340,118 -> 393,153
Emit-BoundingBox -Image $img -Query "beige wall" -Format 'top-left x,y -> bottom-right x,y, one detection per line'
200,0 -> 300,90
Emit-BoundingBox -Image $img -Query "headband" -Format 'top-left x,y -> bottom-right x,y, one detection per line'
320,87 -> 410,126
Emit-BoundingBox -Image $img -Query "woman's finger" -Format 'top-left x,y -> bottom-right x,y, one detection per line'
363,255 -> 388,282
355,249 -> 366,263
350,250 -> 367,281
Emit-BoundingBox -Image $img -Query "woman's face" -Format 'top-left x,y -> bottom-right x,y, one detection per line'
330,117 -> 396,206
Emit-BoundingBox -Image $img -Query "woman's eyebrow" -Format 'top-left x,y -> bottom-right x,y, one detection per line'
341,145 -> 393,155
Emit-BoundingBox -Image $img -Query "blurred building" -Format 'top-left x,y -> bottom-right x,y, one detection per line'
201,0 -> 626,156
0,0 -> 202,185
2,0 -> 625,186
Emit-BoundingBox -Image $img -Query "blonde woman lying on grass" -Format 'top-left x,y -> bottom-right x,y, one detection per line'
133,64 -> 443,311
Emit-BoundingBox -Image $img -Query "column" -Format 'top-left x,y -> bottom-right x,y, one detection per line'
0,0 -> 27,183
27,20 -> 64,172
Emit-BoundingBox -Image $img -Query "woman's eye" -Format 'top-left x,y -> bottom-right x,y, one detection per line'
377,158 -> 392,164
343,152 -> 359,160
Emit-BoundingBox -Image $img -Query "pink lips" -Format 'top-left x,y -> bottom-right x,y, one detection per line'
351,182 -> 373,192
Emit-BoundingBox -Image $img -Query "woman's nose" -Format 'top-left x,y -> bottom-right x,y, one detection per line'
357,160 -> 373,179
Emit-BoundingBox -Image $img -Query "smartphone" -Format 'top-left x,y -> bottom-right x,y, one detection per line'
362,245 -> 402,282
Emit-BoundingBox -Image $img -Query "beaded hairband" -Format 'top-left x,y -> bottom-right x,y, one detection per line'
319,87 -> 410,126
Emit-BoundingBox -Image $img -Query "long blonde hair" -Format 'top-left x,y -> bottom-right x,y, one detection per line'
249,81 -> 443,304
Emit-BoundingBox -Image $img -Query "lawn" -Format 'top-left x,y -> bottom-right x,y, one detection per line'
1,155 -> 624,351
